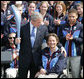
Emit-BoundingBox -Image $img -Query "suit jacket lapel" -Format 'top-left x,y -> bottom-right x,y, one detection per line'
25,22 -> 31,43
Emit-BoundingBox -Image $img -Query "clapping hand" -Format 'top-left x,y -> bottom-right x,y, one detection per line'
44,20 -> 49,26
61,47 -> 67,57
40,68 -> 47,74
54,19 -> 61,25
66,33 -> 73,40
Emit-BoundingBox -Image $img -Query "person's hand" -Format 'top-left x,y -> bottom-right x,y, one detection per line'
61,47 -> 67,57
69,35 -> 73,40
54,19 -> 60,25
35,72 -> 40,78
15,37 -> 21,44
12,49 -> 19,59
57,19 -> 61,25
41,21 -> 44,25
54,19 -> 57,25
44,20 -> 49,26
66,33 -> 71,40
40,68 -> 47,74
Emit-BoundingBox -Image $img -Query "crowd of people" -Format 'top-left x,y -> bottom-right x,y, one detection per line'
1,1 -> 83,78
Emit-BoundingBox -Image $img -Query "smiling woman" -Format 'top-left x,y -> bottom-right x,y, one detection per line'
28,1 -> 36,16
46,33 -> 59,53
39,1 -> 54,33
35,33 -> 67,78
54,1 -> 66,19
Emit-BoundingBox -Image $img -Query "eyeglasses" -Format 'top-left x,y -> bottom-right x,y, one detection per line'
8,37 -> 16,39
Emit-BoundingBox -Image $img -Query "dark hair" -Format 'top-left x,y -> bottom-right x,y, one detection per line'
46,33 -> 59,43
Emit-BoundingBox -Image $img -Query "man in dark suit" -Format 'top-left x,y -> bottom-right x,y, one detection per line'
16,12 -> 48,78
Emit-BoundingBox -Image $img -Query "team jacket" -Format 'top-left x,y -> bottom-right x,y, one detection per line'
41,47 -> 67,74
58,21 -> 83,57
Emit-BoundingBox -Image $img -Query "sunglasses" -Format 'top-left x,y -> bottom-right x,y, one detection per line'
9,37 -> 16,39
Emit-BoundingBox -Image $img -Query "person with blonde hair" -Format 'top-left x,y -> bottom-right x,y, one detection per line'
76,2 -> 83,24
39,1 -> 54,33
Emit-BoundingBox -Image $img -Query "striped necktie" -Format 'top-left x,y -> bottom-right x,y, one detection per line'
31,26 -> 35,47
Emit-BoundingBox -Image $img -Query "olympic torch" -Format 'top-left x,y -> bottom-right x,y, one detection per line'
11,5 -> 21,51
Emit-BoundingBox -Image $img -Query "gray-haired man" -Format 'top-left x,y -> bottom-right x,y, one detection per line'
16,12 -> 48,78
